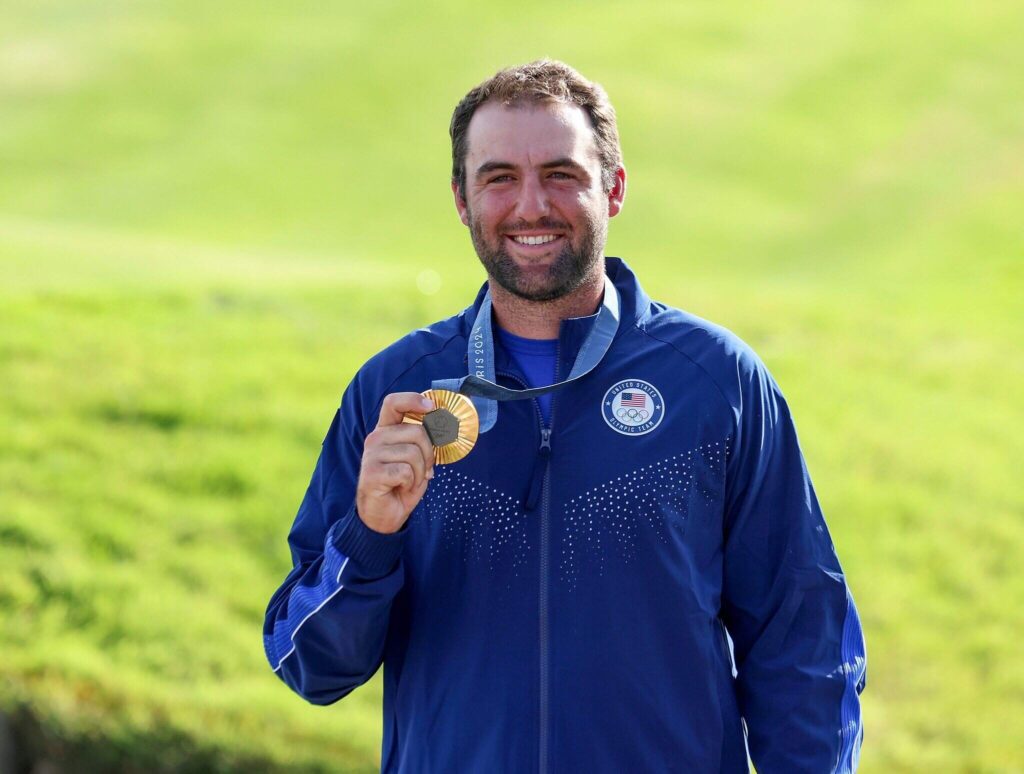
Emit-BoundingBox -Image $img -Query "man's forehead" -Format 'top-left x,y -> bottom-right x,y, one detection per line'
465,99 -> 599,167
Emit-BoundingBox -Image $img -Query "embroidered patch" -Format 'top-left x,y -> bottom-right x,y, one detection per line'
601,379 -> 665,436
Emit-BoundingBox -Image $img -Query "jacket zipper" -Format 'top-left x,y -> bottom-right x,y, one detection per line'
536,344 -> 561,774
496,359 -> 557,774
538,433 -> 552,774
525,427 -> 551,510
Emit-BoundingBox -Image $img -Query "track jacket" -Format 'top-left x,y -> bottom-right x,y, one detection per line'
263,258 -> 867,773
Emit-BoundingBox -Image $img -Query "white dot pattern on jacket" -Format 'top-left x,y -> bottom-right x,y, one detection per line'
418,468 -> 530,575
559,439 -> 730,588
414,439 -> 729,586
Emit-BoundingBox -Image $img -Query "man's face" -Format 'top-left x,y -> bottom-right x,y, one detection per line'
453,100 -> 625,302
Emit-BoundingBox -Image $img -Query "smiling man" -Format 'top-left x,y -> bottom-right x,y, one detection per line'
456,98 -> 620,313
264,60 -> 867,773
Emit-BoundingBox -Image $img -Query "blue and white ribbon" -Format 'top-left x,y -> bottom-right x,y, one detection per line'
432,275 -> 621,433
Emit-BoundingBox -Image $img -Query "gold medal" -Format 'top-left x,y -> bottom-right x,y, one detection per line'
402,389 -> 479,465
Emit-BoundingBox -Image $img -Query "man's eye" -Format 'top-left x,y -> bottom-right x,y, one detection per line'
489,175 -> 513,183
549,171 -> 573,180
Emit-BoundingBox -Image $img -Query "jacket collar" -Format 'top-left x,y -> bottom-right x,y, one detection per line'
461,257 -> 649,360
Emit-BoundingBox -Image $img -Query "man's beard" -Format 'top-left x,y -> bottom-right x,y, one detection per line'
468,212 -> 606,302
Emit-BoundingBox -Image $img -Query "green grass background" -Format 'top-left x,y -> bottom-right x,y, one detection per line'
2,1 -> 1022,771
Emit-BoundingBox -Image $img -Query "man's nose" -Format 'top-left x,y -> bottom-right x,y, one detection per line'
513,175 -> 550,222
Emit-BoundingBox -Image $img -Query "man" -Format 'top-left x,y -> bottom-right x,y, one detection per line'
263,60 -> 866,773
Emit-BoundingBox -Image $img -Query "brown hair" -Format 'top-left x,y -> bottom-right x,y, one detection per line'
449,59 -> 623,197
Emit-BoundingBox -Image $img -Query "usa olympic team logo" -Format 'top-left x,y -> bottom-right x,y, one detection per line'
602,379 -> 665,436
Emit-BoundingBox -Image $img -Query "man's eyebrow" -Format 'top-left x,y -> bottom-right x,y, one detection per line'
540,157 -> 587,172
475,161 -> 517,177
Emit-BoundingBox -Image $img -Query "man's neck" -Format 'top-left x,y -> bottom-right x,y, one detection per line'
489,266 -> 605,340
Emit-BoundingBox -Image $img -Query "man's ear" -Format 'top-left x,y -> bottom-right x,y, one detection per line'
452,179 -> 470,226
607,167 -> 626,218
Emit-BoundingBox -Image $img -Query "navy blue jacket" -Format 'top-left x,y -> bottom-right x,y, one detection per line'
263,258 -> 867,773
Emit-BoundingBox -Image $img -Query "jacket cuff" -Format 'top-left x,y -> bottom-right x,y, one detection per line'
331,504 -> 408,577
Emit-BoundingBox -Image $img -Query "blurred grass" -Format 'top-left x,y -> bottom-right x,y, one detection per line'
1,0 -> 1023,771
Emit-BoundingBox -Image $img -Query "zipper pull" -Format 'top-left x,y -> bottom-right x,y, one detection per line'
525,428 -> 552,511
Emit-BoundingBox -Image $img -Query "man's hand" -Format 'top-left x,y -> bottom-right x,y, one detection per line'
355,392 -> 436,534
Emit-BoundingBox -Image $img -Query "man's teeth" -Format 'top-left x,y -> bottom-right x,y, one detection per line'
512,234 -> 559,245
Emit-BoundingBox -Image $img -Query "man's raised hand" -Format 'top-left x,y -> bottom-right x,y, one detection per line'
355,393 -> 436,534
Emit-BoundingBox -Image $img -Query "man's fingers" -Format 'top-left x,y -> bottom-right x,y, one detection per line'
356,393 -> 442,533
405,474 -> 430,504
365,424 -> 436,478
378,392 -> 435,427
374,443 -> 429,487
374,462 -> 415,492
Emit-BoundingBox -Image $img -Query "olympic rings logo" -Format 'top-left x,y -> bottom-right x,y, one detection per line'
603,379 -> 665,437
616,407 -> 650,423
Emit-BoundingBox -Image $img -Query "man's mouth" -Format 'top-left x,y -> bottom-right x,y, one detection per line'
507,233 -> 563,247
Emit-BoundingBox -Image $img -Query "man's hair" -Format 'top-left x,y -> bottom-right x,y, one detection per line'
450,59 -> 622,198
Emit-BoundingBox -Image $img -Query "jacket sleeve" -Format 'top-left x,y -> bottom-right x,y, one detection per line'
262,376 -> 408,705
721,353 -> 867,772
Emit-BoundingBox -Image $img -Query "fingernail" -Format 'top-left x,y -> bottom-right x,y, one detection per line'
426,468 -> 434,480
421,397 -> 434,410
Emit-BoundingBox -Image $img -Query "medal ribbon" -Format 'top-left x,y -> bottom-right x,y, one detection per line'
432,275 -> 621,433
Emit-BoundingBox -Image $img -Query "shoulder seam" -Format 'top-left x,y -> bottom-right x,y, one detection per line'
631,322 -> 736,431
